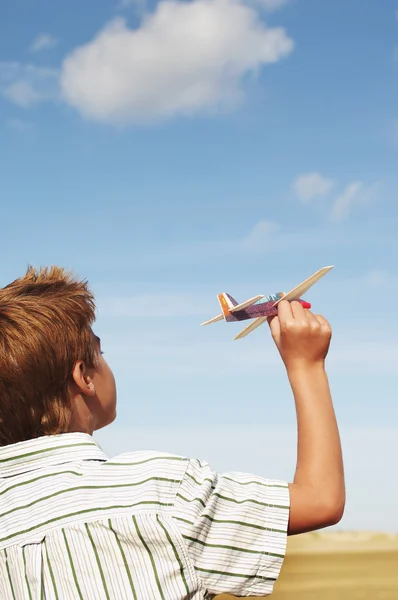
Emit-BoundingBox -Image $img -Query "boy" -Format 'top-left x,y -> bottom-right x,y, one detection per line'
0,266 -> 345,599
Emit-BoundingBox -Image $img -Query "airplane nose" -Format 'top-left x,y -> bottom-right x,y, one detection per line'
300,300 -> 312,309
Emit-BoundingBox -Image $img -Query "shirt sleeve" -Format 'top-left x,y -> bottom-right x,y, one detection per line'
172,458 -> 290,597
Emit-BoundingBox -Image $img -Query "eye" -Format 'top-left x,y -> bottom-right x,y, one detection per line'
100,351 -> 105,355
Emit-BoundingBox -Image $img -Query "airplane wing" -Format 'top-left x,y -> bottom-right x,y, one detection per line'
234,316 -> 269,340
274,266 -> 333,305
201,314 -> 224,326
234,265 -> 333,340
230,295 -> 264,312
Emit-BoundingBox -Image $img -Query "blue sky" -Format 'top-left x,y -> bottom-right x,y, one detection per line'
1,0 -> 397,531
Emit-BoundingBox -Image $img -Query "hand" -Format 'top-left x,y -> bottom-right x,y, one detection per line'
268,300 -> 332,372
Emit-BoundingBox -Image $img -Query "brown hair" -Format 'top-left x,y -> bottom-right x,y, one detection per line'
0,266 -> 97,446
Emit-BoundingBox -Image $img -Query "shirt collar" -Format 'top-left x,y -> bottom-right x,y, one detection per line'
0,432 -> 107,478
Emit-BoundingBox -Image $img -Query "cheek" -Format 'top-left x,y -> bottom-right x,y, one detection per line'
99,356 -> 113,380
95,359 -> 116,399
105,365 -> 117,397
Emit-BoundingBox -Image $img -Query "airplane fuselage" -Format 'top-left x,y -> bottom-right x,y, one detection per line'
224,294 -> 310,322
224,294 -> 282,322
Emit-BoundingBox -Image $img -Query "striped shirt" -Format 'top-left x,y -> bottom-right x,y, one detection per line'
0,432 -> 290,599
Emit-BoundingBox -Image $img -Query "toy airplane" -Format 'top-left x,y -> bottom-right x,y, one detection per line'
201,266 -> 333,340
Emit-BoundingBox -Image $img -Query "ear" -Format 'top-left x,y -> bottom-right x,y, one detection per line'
71,360 -> 96,396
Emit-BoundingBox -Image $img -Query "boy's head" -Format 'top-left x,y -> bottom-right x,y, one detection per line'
0,266 -> 116,446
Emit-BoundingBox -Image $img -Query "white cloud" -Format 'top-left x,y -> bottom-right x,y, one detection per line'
330,181 -> 363,221
241,219 -> 281,250
3,81 -> 41,107
293,172 -> 335,202
292,172 -> 379,222
329,181 -> 381,222
0,62 -> 58,108
60,0 -> 294,124
29,33 -> 58,53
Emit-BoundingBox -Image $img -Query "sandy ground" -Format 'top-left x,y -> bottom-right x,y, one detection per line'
215,531 -> 398,600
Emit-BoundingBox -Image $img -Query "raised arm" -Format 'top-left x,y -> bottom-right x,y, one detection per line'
269,300 -> 345,535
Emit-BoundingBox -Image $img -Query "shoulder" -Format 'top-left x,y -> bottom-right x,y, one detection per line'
105,449 -> 188,466
77,451 -> 193,508
102,450 -> 190,481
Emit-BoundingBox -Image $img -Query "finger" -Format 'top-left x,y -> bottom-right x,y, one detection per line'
314,314 -> 332,332
290,300 -> 307,320
305,309 -> 319,324
276,300 -> 293,324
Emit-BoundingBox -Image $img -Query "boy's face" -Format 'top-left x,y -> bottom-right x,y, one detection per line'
90,336 -> 117,431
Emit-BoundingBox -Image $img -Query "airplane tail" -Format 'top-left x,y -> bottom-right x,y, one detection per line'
217,293 -> 238,318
